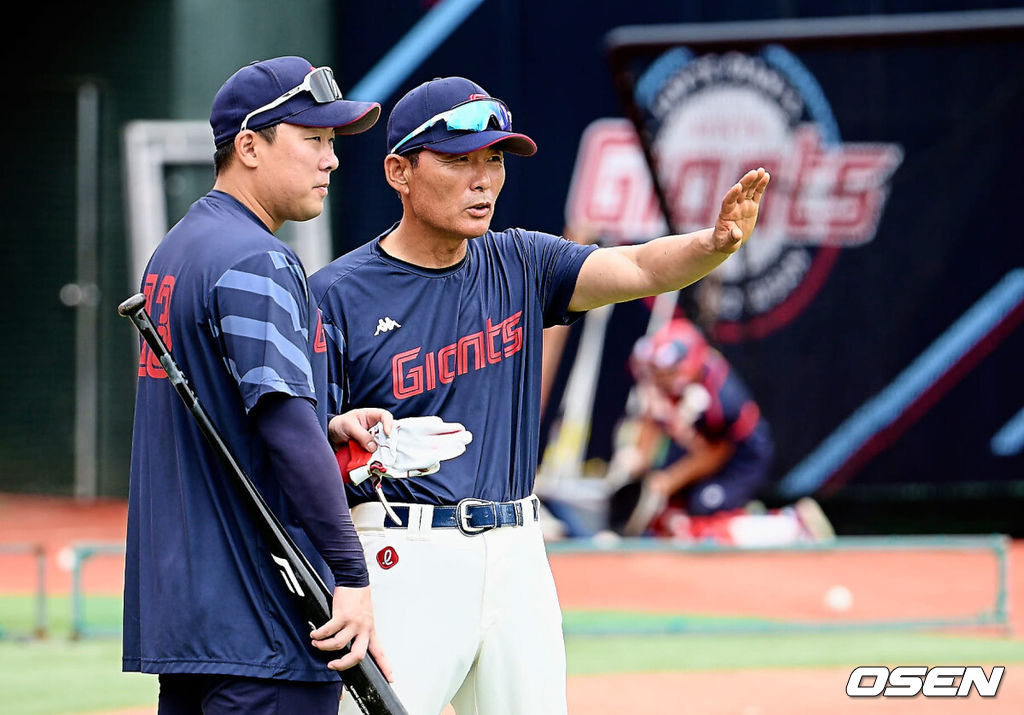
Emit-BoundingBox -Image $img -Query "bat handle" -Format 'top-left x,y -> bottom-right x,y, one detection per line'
118,292 -> 147,317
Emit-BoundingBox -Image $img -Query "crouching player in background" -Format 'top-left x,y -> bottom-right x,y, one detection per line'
607,318 -> 834,546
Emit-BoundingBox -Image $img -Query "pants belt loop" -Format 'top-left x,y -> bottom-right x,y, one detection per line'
408,504 -> 433,540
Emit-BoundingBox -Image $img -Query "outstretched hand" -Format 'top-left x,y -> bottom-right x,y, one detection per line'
710,168 -> 771,254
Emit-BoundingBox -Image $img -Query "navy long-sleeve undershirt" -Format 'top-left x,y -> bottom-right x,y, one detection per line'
252,393 -> 368,588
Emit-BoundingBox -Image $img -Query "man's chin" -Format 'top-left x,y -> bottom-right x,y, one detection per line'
292,205 -> 325,224
460,218 -> 493,239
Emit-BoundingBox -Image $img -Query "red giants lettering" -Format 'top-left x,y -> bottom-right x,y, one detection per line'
138,273 -> 176,379
313,310 -> 327,353
566,120 -> 901,246
392,311 -> 522,399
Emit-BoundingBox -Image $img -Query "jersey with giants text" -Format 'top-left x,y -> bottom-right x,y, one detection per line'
123,190 -> 338,682
310,225 -> 596,505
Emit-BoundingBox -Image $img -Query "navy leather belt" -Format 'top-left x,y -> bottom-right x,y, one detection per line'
384,497 -> 540,536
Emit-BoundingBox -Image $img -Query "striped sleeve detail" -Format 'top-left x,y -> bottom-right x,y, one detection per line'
320,316 -> 347,413
211,250 -> 315,411
214,269 -> 307,338
234,364 -> 299,395
219,316 -> 314,393
269,250 -> 309,288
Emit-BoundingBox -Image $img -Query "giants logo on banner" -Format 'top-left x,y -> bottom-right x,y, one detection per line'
566,46 -> 904,342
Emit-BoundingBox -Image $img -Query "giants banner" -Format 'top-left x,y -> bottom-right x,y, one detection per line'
558,34 -> 1023,518
566,47 -> 903,342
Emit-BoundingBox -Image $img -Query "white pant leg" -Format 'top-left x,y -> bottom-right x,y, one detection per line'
340,506 -> 487,715
450,523 -> 567,715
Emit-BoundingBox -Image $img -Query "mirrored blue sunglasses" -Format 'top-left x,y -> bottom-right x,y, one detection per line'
391,97 -> 513,154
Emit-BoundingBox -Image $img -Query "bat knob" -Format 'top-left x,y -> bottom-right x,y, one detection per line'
117,293 -> 147,317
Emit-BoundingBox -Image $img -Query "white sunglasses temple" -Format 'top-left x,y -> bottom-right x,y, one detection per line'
240,84 -> 306,132
238,67 -> 340,133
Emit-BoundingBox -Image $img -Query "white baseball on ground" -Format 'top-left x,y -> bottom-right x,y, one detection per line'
824,584 -> 854,612
56,546 -> 76,571
591,530 -> 622,548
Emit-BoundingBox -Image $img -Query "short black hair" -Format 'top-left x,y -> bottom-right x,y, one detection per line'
403,148 -> 422,168
390,149 -> 424,200
213,124 -> 277,175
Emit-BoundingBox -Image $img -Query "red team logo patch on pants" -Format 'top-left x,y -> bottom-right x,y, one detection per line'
376,546 -> 399,570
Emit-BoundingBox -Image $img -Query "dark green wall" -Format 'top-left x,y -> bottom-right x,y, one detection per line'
5,1 -> 333,497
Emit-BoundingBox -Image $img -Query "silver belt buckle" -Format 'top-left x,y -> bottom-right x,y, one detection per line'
456,498 -> 496,536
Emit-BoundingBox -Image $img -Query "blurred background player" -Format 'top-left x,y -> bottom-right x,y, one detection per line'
607,318 -> 834,545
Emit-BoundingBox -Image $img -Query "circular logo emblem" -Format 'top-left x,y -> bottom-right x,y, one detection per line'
637,46 -> 903,341
697,483 -> 726,511
375,546 -> 399,570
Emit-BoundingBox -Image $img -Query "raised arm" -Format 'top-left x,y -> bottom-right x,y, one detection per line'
568,168 -> 770,313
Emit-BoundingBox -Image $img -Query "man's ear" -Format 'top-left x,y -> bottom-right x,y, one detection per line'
235,130 -> 260,168
384,154 -> 411,195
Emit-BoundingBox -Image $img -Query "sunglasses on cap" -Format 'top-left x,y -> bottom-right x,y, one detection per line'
390,97 -> 513,154
240,66 -> 343,132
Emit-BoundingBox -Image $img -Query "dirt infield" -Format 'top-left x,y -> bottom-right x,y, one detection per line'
2,492 -> 1023,714
547,545 -> 1014,626
0,493 -> 129,595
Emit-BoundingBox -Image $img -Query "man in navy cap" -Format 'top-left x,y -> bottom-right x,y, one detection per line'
122,56 -> 394,713
310,76 -> 770,713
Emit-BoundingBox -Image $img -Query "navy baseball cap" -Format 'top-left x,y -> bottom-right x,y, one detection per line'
210,56 -> 380,147
386,77 -> 536,156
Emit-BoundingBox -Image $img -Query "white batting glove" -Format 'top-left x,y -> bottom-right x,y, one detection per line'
337,416 -> 473,485
676,383 -> 711,425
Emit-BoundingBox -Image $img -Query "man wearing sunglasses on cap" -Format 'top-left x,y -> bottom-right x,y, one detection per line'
309,76 -> 770,714
123,56 -> 397,714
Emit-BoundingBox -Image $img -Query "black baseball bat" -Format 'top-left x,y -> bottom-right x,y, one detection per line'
118,292 -> 406,715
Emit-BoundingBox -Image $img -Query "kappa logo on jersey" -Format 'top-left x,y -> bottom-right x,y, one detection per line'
391,311 -> 523,399
374,317 -> 402,336
565,47 -> 903,343
376,546 -> 399,570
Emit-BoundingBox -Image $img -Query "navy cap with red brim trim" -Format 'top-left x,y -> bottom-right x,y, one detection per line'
284,100 -> 381,136
386,76 -> 537,157
210,55 -> 380,146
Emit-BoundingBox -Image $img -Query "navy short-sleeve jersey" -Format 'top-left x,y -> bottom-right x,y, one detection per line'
123,190 -> 339,681
309,226 -> 596,505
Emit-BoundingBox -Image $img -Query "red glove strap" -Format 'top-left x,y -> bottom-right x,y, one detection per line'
336,442 -> 373,484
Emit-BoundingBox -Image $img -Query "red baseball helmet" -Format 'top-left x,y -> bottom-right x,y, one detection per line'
629,319 -> 709,384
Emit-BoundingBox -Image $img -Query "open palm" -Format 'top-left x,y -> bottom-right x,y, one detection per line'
712,168 -> 771,253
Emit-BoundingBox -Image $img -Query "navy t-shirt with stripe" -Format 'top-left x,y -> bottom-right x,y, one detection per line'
309,225 -> 597,506
123,190 -> 344,681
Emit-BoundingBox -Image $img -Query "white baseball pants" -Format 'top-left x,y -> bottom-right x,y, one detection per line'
339,496 -> 567,715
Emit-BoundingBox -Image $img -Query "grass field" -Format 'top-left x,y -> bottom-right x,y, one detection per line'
3,597 -> 1024,714
0,595 -> 122,640
3,630 -> 1023,714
